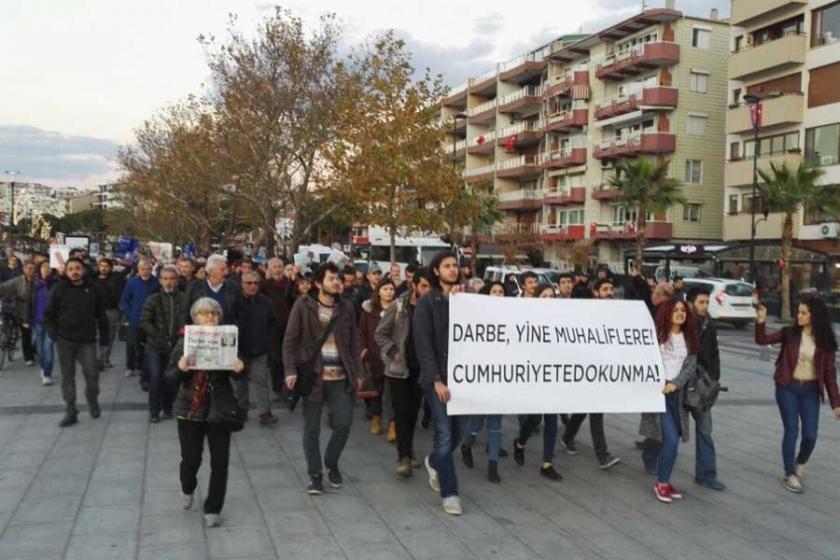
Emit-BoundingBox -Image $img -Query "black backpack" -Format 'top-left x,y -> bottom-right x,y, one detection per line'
684,363 -> 721,415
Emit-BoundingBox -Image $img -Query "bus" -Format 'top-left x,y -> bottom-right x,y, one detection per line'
352,226 -> 451,273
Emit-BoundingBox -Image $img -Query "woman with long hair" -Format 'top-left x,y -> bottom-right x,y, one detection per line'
756,297 -> 840,493
640,298 -> 700,503
359,279 -> 396,436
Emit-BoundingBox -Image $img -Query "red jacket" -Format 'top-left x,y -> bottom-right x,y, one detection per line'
756,322 -> 840,408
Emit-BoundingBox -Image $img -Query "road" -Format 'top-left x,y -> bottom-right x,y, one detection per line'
0,324 -> 838,559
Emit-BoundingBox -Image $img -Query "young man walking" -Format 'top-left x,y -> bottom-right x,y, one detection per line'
44,257 -> 109,427
237,270 -> 278,425
140,265 -> 186,423
413,251 -> 466,515
92,258 -> 125,370
283,262 -> 363,495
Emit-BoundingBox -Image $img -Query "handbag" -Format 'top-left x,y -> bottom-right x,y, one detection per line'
356,362 -> 381,400
207,376 -> 245,432
683,363 -> 721,415
294,314 -> 339,398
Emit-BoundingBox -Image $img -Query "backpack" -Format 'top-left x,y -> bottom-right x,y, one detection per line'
683,363 -> 721,415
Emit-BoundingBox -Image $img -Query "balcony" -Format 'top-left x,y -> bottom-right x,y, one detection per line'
730,33 -> 806,81
591,221 -> 672,241
545,186 -> 586,205
596,42 -> 680,81
593,132 -> 676,160
540,224 -> 585,242
543,69 -> 590,100
443,82 -> 468,107
452,139 -> 466,159
498,86 -> 543,115
545,108 -> 588,132
731,0 -> 807,27
475,223 -> 541,243
466,131 -> 497,155
496,155 -> 543,180
496,188 -> 546,210
463,163 -> 495,183
467,98 -> 497,124
591,184 -> 621,201
496,122 -> 545,150
726,93 -> 803,134
499,51 -> 548,83
594,86 -> 678,120
540,147 -> 587,169
725,152 -> 803,187
469,68 -> 498,96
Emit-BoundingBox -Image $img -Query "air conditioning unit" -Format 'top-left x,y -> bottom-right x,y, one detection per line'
600,160 -> 614,169
820,222 -> 840,239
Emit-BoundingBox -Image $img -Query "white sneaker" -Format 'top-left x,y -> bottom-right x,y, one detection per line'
204,513 -> 220,527
783,474 -> 803,493
25,360 -> 34,366
794,463 -> 805,480
41,375 -> 53,386
424,455 -> 440,492
442,496 -> 463,516
181,492 -> 194,509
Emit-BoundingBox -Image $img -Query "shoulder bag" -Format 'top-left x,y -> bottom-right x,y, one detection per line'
295,314 -> 339,397
207,375 -> 245,432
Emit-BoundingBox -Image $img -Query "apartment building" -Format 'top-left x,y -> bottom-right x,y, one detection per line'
725,0 -> 840,285
442,7 -> 729,269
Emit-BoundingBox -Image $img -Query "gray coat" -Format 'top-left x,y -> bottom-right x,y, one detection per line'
639,353 -> 698,443
373,291 -> 412,379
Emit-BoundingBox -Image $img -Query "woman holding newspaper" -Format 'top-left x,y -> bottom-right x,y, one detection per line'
166,297 -> 245,528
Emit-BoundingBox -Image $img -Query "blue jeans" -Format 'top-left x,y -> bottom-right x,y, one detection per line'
776,382 -> 819,476
692,409 -> 717,482
32,323 -> 54,377
657,393 -> 681,484
424,384 -> 465,498
463,415 -> 502,461
145,349 -> 174,414
519,414 -> 558,463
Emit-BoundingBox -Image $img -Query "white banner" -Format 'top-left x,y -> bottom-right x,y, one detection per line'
446,294 -> 666,415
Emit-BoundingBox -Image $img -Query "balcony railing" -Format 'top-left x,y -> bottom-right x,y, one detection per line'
467,98 -> 498,117
594,86 -> 678,120
496,188 -> 546,210
444,82 -> 468,103
466,130 -> 497,149
591,184 -> 621,201
593,131 -> 676,159
496,155 -> 543,179
596,42 -> 680,80
545,108 -> 588,132
497,121 -> 543,138
463,163 -> 496,177
544,186 -> 586,205
591,221 -> 672,240
540,224 -> 585,242
469,68 -> 498,88
726,92 -> 803,134
499,50 -> 547,73
730,32 -> 806,81
540,147 -> 587,169
498,86 -> 543,113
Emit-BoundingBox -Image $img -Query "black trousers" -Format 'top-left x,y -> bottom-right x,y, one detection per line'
563,413 -> 609,461
389,375 -> 423,461
177,419 -> 231,514
20,323 -> 34,362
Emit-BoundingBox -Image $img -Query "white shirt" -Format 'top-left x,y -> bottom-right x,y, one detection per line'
660,332 -> 688,381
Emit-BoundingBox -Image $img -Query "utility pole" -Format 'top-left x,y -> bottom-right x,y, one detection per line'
3,170 -> 20,228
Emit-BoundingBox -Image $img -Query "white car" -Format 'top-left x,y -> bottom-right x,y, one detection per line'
683,278 -> 757,328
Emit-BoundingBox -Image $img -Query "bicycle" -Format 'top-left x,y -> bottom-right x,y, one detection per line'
0,306 -> 20,370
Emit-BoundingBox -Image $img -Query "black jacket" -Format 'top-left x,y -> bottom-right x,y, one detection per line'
412,289 -> 450,386
141,290 -> 188,352
696,316 -> 721,381
184,278 -> 240,325
92,272 -> 125,311
43,278 -> 108,344
237,293 -> 276,357
165,338 -> 237,421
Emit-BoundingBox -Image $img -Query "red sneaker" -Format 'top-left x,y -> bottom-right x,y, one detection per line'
654,483 -> 672,503
668,484 -> 684,500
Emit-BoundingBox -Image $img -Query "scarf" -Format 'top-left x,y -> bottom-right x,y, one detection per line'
189,371 -> 209,416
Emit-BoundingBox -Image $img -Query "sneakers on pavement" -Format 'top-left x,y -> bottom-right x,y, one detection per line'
396,458 -> 412,478
204,513 -> 220,527
442,496 -> 463,516
89,401 -> 101,419
41,374 -> 53,386
25,360 -> 34,366
461,444 -> 474,469
783,474 -> 803,493
181,492 -> 194,509
513,438 -> 525,466
668,484 -> 683,499
386,421 -> 396,443
258,412 -> 278,425
370,415 -> 382,435
599,454 -> 621,470
560,437 -> 579,455
307,476 -> 324,495
794,463 -> 805,480
59,412 -> 78,428
540,464 -> 562,481
654,483 -> 672,503
124,369 -> 136,377
150,411 -> 160,423
327,466 -> 343,488
424,455 -> 440,492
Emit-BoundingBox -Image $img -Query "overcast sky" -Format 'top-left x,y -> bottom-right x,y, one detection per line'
0,0 -> 728,188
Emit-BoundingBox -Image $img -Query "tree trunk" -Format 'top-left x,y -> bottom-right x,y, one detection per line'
780,213 -> 794,323
635,206 -> 647,275
389,224 -> 396,265
469,236 -> 479,276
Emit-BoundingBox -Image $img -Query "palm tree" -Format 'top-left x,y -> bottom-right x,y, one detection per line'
608,158 -> 685,271
757,162 -> 838,322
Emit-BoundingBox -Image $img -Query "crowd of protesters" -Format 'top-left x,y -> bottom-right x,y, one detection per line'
0,244 -> 837,526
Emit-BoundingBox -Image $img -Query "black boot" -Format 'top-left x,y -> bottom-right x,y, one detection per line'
59,410 -> 78,428
461,444 -> 474,469
89,400 -> 101,419
488,461 -> 501,483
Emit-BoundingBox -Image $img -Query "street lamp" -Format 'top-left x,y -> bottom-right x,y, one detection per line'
743,93 -> 762,286
3,170 -> 20,227
451,112 -> 468,164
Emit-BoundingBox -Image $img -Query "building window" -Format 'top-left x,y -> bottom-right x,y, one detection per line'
751,15 -> 804,47
741,194 -> 768,214
805,123 -> 840,166
728,195 -> 739,216
687,115 -> 707,136
689,71 -> 709,93
683,203 -> 702,223
692,28 -> 711,49
730,142 -> 741,160
745,132 -> 801,158
568,210 -> 584,225
812,1 -> 840,47
685,160 -> 702,184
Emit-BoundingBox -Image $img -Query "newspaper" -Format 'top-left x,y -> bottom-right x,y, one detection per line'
183,325 -> 239,370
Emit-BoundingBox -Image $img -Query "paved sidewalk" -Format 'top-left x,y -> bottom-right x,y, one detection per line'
0,337 -> 839,559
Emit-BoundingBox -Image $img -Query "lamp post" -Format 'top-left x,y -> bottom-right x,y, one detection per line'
451,112 -> 468,164
3,170 -> 20,228
743,93 -> 762,286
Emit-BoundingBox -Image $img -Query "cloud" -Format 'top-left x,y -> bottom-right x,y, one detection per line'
0,125 -> 122,187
